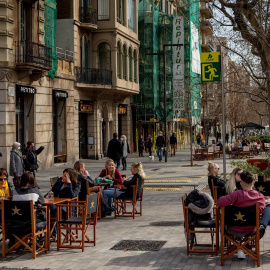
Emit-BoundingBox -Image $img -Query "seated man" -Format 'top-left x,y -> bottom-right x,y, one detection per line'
217,170 -> 265,259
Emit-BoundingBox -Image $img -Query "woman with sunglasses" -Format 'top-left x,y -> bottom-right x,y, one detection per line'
225,167 -> 243,194
207,162 -> 225,199
0,168 -> 12,199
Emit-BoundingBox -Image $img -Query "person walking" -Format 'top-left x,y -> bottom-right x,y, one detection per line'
196,133 -> 201,146
9,142 -> 25,188
138,135 -> 144,157
107,132 -> 123,169
120,135 -> 130,170
23,141 -> 45,177
170,132 -> 177,157
147,135 -> 153,157
225,133 -> 229,144
156,131 -> 165,162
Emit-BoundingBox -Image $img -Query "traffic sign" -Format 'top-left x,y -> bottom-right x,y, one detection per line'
201,52 -> 221,82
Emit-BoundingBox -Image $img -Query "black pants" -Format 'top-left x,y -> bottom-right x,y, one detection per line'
148,147 -> 152,156
139,148 -> 144,157
122,156 -> 127,169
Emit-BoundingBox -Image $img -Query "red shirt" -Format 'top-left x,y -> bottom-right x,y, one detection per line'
217,189 -> 265,233
99,169 -> 123,185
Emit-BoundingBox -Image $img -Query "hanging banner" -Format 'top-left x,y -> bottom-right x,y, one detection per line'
173,16 -> 185,115
191,22 -> 201,75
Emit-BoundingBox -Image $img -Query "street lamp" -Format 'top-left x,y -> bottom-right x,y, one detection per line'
147,43 -> 183,162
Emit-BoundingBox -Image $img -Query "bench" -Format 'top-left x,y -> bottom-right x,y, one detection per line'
54,154 -> 67,163
144,182 -> 198,189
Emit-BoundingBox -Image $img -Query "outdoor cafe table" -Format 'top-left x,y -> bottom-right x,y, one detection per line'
43,197 -> 71,251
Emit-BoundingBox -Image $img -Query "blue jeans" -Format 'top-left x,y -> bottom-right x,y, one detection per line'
103,188 -> 124,209
156,146 -> 163,161
113,159 -> 120,169
261,204 -> 270,226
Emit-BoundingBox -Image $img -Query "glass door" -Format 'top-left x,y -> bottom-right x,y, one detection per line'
79,113 -> 88,158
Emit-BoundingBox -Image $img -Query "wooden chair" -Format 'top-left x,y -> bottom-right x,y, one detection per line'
50,176 -> 59,187
181,196 -> 219,255
240,146 -> 254,158
264,143 -> 270,154
2,200 -> 47,259
220,204 -> 260,266
204,146 -> 215,160
214,146 -> 221,158
86,181 -> 102,220
57,193 -> 98,251
114,178 -> 143,219
254,181 -> 270,196
210,178 -> 220,204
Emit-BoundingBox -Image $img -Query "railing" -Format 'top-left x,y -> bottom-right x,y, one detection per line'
56,47 -> 74,61
15,41 -> 52,68
80,7 -> 97,24
75,67 -> 112,85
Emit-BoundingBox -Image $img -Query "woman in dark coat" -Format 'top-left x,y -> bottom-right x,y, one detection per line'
138,135 -> 144,157
146,135 -> 153,157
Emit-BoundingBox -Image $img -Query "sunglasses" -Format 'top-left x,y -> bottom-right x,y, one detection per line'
0,178 -> 7,181
236,173 -> 242,175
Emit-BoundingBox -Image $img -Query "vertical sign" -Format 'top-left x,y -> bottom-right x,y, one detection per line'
173,16 -> 185,116
191,22 -> 201,75
200,52 -> 221,82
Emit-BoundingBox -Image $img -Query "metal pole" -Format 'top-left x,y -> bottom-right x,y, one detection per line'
221,51 -> 227,180
163,44 -> 167,162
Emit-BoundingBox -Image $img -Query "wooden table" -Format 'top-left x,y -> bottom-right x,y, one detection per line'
43,198 -> 70,251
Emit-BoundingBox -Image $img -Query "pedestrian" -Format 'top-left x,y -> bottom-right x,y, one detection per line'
138,135 -> 144,157
156,131 -> 165,162
146,135 -> 153,157
23,141 -> 45,177
9,142 -> 25,188
120,135 -> 130,170
225,133 -> 229,144
170,132 -> 177,157
107,132 -> 123,169
196,133 -> 201,145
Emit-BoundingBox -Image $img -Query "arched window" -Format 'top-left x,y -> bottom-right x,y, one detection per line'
123,44 -> 127,80
97,42 -> 111,70
133,50 -> 137,83
129,47 -> 132,82
117,42 -> 121,78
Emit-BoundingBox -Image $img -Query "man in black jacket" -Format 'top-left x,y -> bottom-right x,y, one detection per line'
107,132 -> 123,169
170,132 -> 177,157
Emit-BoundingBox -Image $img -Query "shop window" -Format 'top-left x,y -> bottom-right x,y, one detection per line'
123,44 -> 127,80
98,0 -> 109,20
97,42 -> 111,70
117,42 -> 122,78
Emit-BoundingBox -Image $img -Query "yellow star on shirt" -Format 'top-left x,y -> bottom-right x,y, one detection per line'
90,201 -> 95,208
12,206 -> 21,215
235,211 -> 245,221
258,185 -> 265,192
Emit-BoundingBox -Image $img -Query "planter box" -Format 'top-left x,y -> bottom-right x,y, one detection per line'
247,159 -> 269,171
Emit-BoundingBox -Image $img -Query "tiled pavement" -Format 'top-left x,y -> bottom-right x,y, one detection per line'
1,147 -> 270,269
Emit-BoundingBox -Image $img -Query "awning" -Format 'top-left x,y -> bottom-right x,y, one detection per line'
236,122 -> 265,129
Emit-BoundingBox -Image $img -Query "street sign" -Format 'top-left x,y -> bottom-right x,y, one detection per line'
200,52 -> 221,82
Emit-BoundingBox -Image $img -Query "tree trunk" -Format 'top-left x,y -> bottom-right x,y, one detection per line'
190,124 -> 193,166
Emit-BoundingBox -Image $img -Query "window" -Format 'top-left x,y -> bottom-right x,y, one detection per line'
98,0 -> 109,20
117,0 -> 124,25
159,0 -> 163,12
165,0 -> 168,14
21,2 -> 32,41
128,0 -> 136,32
129,47 -> 132,82
117,42 -> 121,78
123,44 -> 127,80
133,50 -> 137,83
80,36 -> 91,68
97,42 -> 111,70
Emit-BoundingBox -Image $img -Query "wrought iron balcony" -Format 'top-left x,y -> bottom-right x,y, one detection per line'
80,7 -> 97,24
15,41 -> 52,68
75,67 -> 112,85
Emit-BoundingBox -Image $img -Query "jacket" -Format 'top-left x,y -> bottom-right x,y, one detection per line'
156,135 -> 165,147
52,178 -> 81,199
138,138 -> 144,150
208,175 -> 226,199
23,146 -> 44,172
121,141 -> 130,157
10,148 -> 24,177
13,187 -> 44,205
99,168 -> 123,185
146,138 -> 153,148
170,135 -> 177,145
119,173 -> 144,199
77,173 -> 95,201
107,138 -> 123,160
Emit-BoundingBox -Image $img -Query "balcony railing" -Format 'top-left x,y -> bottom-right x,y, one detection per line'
80,7 -> 97,24
75,67 -> 112,85
15,41 -> 52,68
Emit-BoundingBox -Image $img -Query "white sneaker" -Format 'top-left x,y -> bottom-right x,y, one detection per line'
237,249 -> 246,259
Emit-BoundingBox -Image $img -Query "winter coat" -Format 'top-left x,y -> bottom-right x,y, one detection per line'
146,138 -> 153,148
77,173 -> 95,201
52,178 -> 81,199
9,149 -> 24,177
156,135 -> 165,147
170,135 -> 177,145
208,175 -> 226,199
185,189 -> 214,226
138,138 -> 144,150
121,141 -> 130,157
107,138 -> 123,160
23,146 -> 44,172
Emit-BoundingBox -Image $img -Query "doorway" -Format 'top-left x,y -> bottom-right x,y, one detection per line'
79,113 -> 88,158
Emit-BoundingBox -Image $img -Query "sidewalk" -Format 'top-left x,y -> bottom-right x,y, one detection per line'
1,147 -> 270,269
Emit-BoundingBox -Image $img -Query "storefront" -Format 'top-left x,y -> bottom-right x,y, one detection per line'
15,84 -> 36,150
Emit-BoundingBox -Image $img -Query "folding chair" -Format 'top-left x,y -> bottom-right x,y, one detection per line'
240,146 -> 254,158
114,178 -> 143,219
254,181 -> 270,196
50,176 -> 59,187
220,204 -> 260,266
210,178 -> 220,204
181,196 -> 219,255
57,193 -> 98,251
2,200 -> 47,259
204,146 -> 215,160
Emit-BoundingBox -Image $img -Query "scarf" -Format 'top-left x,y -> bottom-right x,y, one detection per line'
0,181 -> 10,198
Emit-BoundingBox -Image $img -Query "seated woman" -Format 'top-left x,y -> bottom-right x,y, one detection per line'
207,162 -> 225,200
52,168 -> 81,199
225,167 -> 243,194
13,171 -> 44,204
102,162 -> 146,216
98,159 -> 123,186
0,168 -> 13,200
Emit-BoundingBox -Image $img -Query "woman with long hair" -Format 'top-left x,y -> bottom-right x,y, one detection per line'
207,162 -> 225,199
225,167 -> 243,194
98,159 -> 123,185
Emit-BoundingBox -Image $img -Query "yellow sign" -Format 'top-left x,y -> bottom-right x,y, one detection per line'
201,52 -> 221,82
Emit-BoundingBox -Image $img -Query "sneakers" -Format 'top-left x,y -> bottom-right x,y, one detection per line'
237,249 -> 246,259
259,224 -> 266,239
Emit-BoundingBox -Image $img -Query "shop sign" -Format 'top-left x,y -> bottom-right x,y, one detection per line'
16,84 -> 36,94
79,100 -> 94,113
118,104 -> 127,115
53,90 -> 68,98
